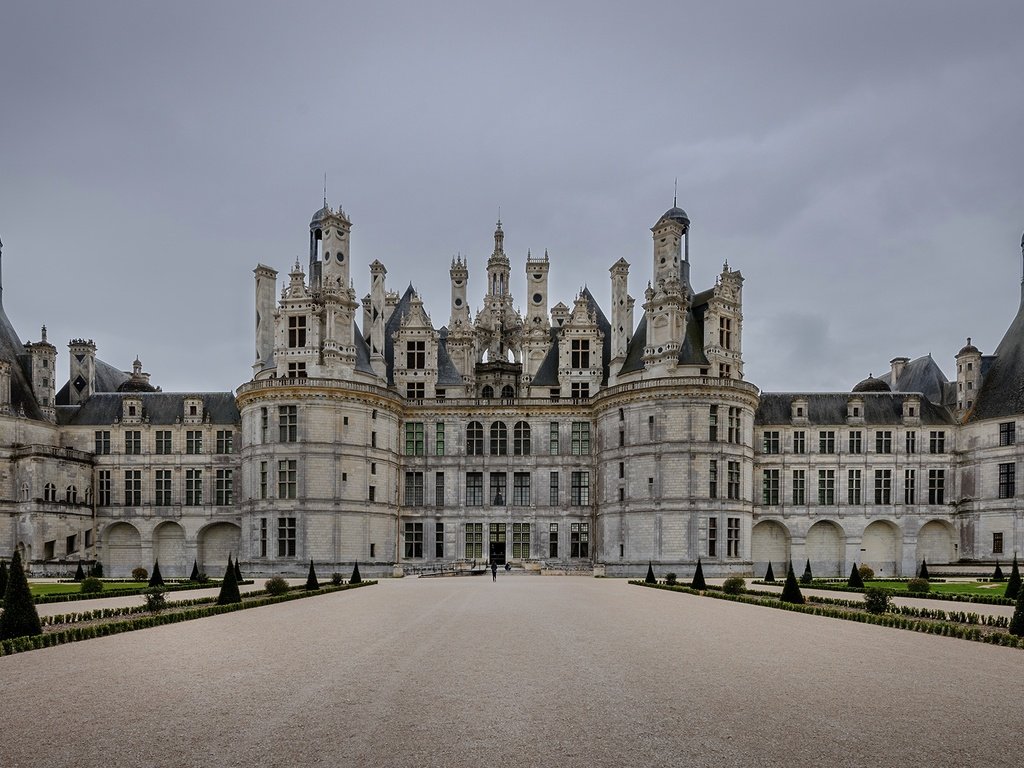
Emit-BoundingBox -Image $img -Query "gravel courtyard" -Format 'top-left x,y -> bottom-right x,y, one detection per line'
1,576 -> 1022,768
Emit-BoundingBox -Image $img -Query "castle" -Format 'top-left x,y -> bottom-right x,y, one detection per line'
1,206 -> 1022,578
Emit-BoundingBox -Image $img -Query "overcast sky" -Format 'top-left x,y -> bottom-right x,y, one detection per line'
2,1 -> 1023,395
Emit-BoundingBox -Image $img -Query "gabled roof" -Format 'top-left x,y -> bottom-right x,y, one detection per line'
383,285 -> 417,385
619,289 -> 711,376
878,354 -> 948,405
56,392 -> 239,426
436,329 -> 464,386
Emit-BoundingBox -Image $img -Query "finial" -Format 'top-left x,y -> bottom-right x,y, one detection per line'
527,248 -> 531,259
544,248 -> 549,261
323,172 -> 328,207
674,178 -> 677,207
41,325 -> 47,342
967,336 -> 972,346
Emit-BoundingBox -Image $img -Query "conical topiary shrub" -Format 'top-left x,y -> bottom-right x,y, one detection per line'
1005,555 -> 1021,600
800,559 -> 813,585
691,558 -> 707,590
90,561 -> 103,578
350,561 -> 361,584
148,560 -> 164,587
764,561 -> 776,583
0,550 -> 42,640
1009,579 -> 1024,637
918,559 -> 930,580
234,558 -> 242,583
0,559 -> 9,597
190,559 -> 201,582
645,561 -> 656,584
73,561 -> 85,583
993,561 -> 1005,582
217,555 -> 241,605
848,562 -> 864,589
780,561 -> 805,604
305,559 -> 320,590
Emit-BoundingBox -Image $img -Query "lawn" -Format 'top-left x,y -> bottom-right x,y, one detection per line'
29,581 -> 150,597
864,580 -> 1007,597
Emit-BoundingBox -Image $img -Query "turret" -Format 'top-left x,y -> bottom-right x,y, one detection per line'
253,264 -> 278,377
309,202 -> 352,289
956,338 -> 982,413
68,338 -> 97,405
609,258 -> 631,383
651,204 -> 690,291
368,260 -> 387,379
522,249 -> 552,381
24,326 -> 56,422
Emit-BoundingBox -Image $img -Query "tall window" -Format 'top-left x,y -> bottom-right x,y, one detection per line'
279,406 -> 297,442
727,407 -> 741,444
278,459 -> 297,499
792,470 -> 805,505
186,430 -> 203,454
259,461 -> 268,500
904,469 -> 916,504
260,407 -> 268,443
709,460 -> 718,499
490,421 -> 508,455
762,431 -> 780,454
570,522 -> 589,558
762,469 -> 779,505
570,471 -> 590,505
98,470 -> 111,506
260,518 -> 268,557
287,315 -> 307,348
905,430 -> 917,454
435,472 -> 445,507
404,522 -> 423,558
549,422 -> 560,454
466,421 -> 484,456
549,471 -> 559,505
94,430 -> 111,455
185,469 -> 202,505
709,406 -> 718,442
512,523 -> 531,559
124,470 -> 141,506
928,469 -> 945,505
513,472 -> 531,505
405,422 -> 425,455
848,469 -> 862,505
513,421 -> 531,455
571,338 -> 590,368
216,430 -> 234,454
155,470 -> 172,506
435,522 -> 444,558
406,340 -> 426,369
435,422 -> 445,455
792,430 -> 806,454
848,431 -> 862,455
719,317 -> 732,349
929,431 -> 946,454
726,518 -> 740,557
993,532 -> 1004,555
489,472 -> 507,505
155,430 -> 172,454
549,523 -> 559,558
818,469 -> 835,505
999,462 -> 1016,499
1000,422 -> 1016,446
874,469 -> 892,504
125,430 -> 141,455
571,422 -> 591,455
466,472 -> 483,506
278,517 -> 296,557
216,469 -> 233,505
44,483 -> 57,502
819,431 -> 835,454
465,523 -> 483,559
875,430 -> 892,454
727,461 -> 740,500
404,472 -> 424,506
708,518 -> 718,557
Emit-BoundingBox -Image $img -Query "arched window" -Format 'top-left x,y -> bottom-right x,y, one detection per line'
466,421 -> 484,456
44,483 -> 57,502
513,421 -> 532,456
490,421 -> 508,456
20,483 -> 29,501
66,485 -> 78,504
481,385 -> 494,400
84,487 -> 93,505
501,384 -> 515,399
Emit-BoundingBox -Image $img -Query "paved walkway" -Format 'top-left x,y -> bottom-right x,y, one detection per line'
2,577 -> 1023,767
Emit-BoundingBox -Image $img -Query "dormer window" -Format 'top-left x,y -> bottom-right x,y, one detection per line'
571,339 -> 590,368
288,315 -> 307,348
406,340 -> 426,370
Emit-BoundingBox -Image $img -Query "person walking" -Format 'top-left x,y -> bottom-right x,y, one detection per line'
491,561 -> 497,582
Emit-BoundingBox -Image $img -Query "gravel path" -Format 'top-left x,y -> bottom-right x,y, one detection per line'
2,577 -> 1022,768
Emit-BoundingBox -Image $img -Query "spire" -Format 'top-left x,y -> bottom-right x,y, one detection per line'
323,172 -> 328,208
674,177 -> 677,207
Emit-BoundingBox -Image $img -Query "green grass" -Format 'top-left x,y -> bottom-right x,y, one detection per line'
864,580 -> 1005,596
29,581 -> 150,597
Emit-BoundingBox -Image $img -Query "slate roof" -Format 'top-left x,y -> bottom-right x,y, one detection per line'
56,392 -> 239,426
878,354 -> 948,405
354,322 -> 375,375
436,329 -> 464,386
0,302 -> 43,420
55,358 -> 131,406
619,288 -> 711,376
529,327 -> 562,387
970,296 -> 1024,421
383,285 -> 417,385
755,392 -> 955,426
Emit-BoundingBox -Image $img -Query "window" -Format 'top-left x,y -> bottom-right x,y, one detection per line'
719,317 -> 732,349
817,470 -> 835,505
501,385 -> 515,399
819,431 -> 835,454
435,522 -> 444,558
727,461 -> 740,500
571,422 -> 591,455
404,472 -> 424,506
1000,422 -> 1016,446
490,472 -> 507,505
994,532 -> 1004,555
95,430 -> 110,455
155,470 -> 172,506
65,485 -> 77,503
405,422 -> 425,455
571,338 -> 590,368
490,523 -> 506,557
875,430 -> 892,454
278,517 -> 296,557
728,407 -> 741,444
570,522 -> 589,558
708,518 -> 718,557
371,431 -> 377,448
549,471 -> 559,505
549,523 -> 559,558
999,462 -> 1016,499
792,430 -> 806,455
259,518 -> 268,557
512,523 -> 531,559
124,470 -> 141,506
726,517 -> 740,557
906,431 -> 917,454
435,422 -> 445,455
259,461 -> 268,500
260,407 -> 268,443
929,431 -> 946,454
618,429 -> 625,447
848,469 -> 862,505
216,469 -> 233,505
186,430 -> 203,454
928,469 -> 945,505
513,472 -> 531,505
279,406 -> 297,442
709,460 -> 718,499
369,486 -> 376,502
288,315 -> 307,348
66,533 -> 77,555
435,472 -> 445,507
185,469 -> 202,505
792,470 -> 806,505
44,483 -> 57,502
709,406 -> 718,442
216,430 -> 234,454
404,522 -> 423,559
762,469 -> 779,505
406,382 -> 424,399
155,430 -> 172,454
481,385 -> 494,399
465,523 -> 483,559
571,471 -> 590,505
406,340 -> 425,369
466,421 -> 484,456
549,422 -> 560,454
466,472 -> 483,506
762,431 -> 780,454
848,431 -> 862,455
904,469 -> 916,504
874,469 -> 892,505
98,470 -> 111,506
125,430 -> 141,455
490,421 -> 508,455
513,421 -> 531,455
278,459 -> 297,499
571,382 -> 590,400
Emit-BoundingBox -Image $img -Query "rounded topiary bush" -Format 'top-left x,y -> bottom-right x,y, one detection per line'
906,577 -> 931,594
80,577 -> 104,594
863,587 -> 891,614
265,576 -> 289,596
331,572 -> 343,586
665,572 -> 677,586
131,567 -> 148,581
722,576 -> 746,595
858,564 -> 875,582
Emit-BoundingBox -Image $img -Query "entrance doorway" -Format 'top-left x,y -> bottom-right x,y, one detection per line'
489,523 -> 506,565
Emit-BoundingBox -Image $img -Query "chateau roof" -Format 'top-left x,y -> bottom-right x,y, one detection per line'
55,358 -> 131,405
529,288 -> 612,388
618,287 -> 712,375
852,375 -> 890,393
435,329 -> 464,386
878,355 -> 948,404
56,392 -> 239,426
0,302 -> 43,420
755,392 -> 955,426
970,296 -> 1024,421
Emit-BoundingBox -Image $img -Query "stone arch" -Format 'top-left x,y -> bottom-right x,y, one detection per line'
862,520 -> 901,577
806,520 -> 845,577
198,522 -> 241,576
916,520 -> 956,568
752,520 -> 790,578
153,521 -> 188,578
103,522 -> 142,578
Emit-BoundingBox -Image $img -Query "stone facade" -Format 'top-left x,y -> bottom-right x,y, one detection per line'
1,211 -> 1022,578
